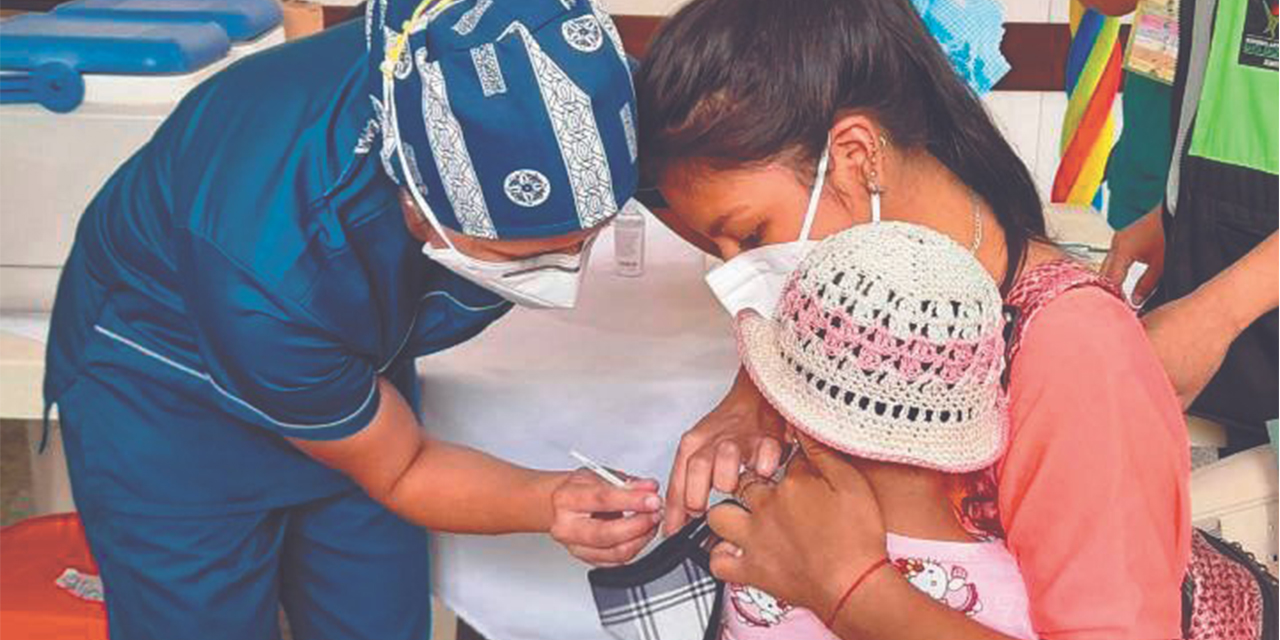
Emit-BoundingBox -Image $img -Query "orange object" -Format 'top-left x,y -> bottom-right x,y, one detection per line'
1,513 -> 108,640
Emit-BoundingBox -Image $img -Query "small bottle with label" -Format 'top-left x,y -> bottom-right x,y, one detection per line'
614,200 -> 646,277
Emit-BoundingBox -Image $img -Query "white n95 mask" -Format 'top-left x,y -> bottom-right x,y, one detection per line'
707,142 -> 864,317
420,236 -> 595,310
392,121 -> 594,310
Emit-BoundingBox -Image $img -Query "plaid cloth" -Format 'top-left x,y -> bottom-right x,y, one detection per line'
593,558 -> 719,640
589,517 -> 725,640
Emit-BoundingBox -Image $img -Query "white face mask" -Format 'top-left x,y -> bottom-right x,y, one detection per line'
420,235 -> 595,309
388,79 -> 593,310
706,142 -> 880,317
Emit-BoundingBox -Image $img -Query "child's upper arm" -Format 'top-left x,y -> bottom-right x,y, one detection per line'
999,288 -> 1190,640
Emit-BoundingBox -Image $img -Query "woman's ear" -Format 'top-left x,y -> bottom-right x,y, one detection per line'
827,114 -> 887,199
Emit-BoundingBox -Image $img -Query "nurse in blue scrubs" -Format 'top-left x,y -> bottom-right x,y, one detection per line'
42,1 -> 660,637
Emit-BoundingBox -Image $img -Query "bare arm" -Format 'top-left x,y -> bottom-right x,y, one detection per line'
1202,231 -> 1278,331
292,378 -> 663,564
292,378 -> 561,533
1144,231 -> 1278,407
664,366 -> 786,534
651,204 -> 790,534
830,571 -> 1017,640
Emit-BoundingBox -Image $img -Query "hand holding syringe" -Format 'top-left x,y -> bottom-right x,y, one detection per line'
570,450 -> 658,519
570,450 -> 629,488
549,450 -> 663,566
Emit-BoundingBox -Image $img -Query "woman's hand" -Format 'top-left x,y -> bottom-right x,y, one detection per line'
663,367 -> 787,535
549,470 -> 664,566
706,434 -> 887,616
705,436 -> 1015,640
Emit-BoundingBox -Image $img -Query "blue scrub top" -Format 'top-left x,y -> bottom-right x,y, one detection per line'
44,20 -> 512,516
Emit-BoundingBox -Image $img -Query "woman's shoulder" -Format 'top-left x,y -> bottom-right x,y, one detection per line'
1007,242 -> 1120,308
1003,253 -> 1178,420
1005,249 -> 1132,357
1017,283 -> 1138,354
999,252 -> 1186,479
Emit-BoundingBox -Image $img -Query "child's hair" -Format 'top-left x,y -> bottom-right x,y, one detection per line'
959,472 -> 1005,538
814,443 -> 1004,539
636,0 -> 1046,292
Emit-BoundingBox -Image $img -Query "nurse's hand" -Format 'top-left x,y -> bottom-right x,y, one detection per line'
550,470 -> 664,566
664,367 -> 786,535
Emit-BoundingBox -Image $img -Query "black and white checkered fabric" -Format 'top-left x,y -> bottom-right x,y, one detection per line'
594,558 -> 718,640
589,516 -> 725,640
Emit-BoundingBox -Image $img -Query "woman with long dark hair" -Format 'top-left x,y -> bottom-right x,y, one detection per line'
635,0 -> 1191,637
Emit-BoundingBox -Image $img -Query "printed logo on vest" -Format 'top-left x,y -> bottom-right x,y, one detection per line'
1239,0 -> 1278,70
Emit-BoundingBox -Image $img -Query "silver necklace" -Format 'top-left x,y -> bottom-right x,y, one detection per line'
969,192 -> 983,254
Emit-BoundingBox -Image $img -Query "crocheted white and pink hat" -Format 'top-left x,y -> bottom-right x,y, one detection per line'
736,222 -> 1009,473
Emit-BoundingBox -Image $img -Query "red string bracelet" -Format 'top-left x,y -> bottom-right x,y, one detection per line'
824,557 -> 890,628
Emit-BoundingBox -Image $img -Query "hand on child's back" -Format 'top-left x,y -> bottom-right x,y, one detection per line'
664,368 -> 787,536
708,433 -> 887,617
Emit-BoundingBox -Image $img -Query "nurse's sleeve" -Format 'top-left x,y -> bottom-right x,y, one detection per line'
181,246 -> 381,441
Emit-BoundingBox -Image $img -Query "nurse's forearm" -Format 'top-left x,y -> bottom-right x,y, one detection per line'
291,377 -> 562,535
382,437 -> 564,534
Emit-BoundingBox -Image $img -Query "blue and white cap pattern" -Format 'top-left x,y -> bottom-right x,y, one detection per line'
366,0 -> 638,240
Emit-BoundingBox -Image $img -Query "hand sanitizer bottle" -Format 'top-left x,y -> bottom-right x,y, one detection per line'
614,200 -> 646,277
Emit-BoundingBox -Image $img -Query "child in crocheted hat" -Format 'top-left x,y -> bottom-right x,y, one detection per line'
722,222 -> 1035,640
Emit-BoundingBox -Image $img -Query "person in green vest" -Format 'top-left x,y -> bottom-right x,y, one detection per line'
1092,0 -> 1278,451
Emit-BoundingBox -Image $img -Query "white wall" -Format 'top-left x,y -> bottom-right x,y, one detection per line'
599,0 -> 683,15
985,92 -> 1124,205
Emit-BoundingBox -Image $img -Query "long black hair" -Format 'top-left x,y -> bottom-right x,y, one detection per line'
635,0 -> 1046,291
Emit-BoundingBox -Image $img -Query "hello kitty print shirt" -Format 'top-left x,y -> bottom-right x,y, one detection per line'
721,533 -> 1037,640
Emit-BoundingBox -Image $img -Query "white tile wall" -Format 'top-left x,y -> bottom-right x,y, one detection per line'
600,0 -> 685,15
1003,0 -> 1055,23
984,91 -> 1124,204
1049,0 -> 1074,24
985,92 -> 1044,165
